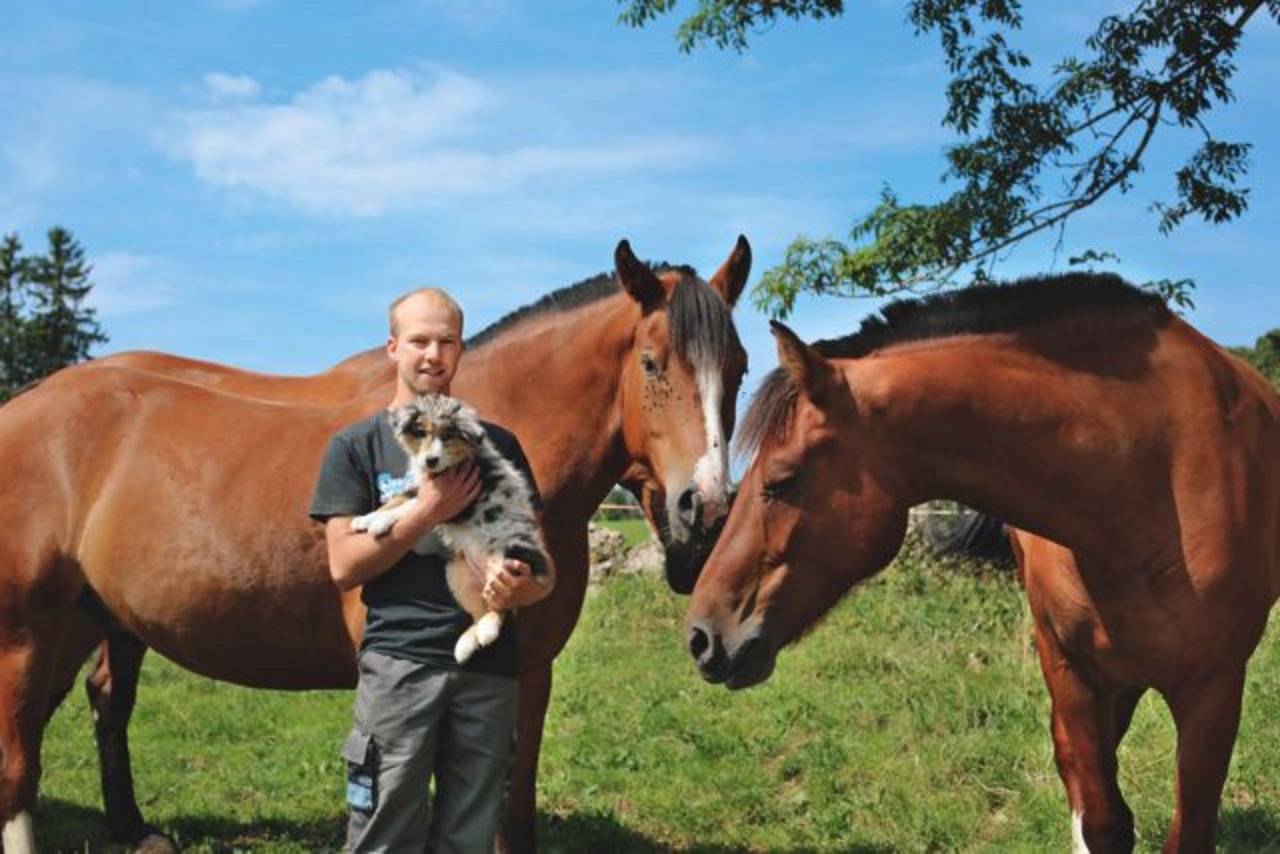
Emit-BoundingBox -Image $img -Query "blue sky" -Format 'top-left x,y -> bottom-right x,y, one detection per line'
4,0 -> 1278,397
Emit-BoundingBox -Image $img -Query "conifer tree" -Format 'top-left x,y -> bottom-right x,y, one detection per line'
23,226 -> 107,383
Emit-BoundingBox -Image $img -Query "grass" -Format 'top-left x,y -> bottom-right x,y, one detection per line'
595,515 -> 653,548
37,543 -> 1280,852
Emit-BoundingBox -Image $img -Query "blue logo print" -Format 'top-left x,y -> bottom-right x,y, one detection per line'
376,471 -> 415,503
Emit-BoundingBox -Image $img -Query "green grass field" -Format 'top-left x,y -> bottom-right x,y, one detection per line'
596,515 -> 653,548
38,543 -> 1280,852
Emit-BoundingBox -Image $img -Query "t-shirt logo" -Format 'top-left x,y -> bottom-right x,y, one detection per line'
376,471 -> 415,504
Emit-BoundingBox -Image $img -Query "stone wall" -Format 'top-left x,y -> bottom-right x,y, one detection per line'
587,523 -> 663,584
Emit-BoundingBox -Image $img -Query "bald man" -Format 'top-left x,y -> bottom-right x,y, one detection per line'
311,288 -> 550,852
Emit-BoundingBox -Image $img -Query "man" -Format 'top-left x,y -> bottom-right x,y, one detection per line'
309,288 -> 551,852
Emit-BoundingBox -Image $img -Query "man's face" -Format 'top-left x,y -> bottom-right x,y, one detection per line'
387,296 -> 463,400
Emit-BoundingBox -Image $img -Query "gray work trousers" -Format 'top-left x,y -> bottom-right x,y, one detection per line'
341,650 -> 519,854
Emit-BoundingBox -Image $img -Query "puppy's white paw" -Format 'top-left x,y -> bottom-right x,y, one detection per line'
350,514 -> 372,532
474,612 -> 503,646
454,630 -> 480,664
367,516 -> 395,537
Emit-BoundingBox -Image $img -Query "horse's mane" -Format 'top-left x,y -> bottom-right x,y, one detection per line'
737,272 -> 1171,458
467,262 -> 742,376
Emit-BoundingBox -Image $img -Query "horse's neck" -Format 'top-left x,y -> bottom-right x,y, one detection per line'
852,324 -> 1179,559
458,296 -> 634,524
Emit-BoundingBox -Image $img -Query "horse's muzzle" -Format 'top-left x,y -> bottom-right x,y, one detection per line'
686,621 -> 775,690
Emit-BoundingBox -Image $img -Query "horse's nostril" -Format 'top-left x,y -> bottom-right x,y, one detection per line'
676,487 -> 703,528
688,625 -> 710,661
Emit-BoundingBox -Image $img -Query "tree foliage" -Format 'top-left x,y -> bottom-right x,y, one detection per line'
0,227 -> 107,401
1231,329 -> 1280,388
619,0 -> 1277,317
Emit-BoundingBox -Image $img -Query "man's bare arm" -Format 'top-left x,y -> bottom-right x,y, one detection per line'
327,462 -> 480,591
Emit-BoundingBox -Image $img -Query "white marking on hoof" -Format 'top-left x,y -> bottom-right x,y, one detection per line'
1072,810 -> 1091,854
2,811 -> 36,854
136,830 -> 181,854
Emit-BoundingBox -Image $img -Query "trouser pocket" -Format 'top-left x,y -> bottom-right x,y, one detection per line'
341,728 -> 378,814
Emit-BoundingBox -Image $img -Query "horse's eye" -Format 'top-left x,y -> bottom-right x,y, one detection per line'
640,354 -> 660,377
761,475 -> 795,503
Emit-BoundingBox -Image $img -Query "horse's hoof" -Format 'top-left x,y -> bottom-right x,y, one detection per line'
134,828 -> 179,854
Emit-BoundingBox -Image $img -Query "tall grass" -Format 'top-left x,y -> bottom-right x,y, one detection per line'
38,545 -> 1280,851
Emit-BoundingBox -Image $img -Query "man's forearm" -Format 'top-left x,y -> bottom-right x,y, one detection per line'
326,508 -> 436,590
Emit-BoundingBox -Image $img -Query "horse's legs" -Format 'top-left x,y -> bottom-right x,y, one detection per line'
1034,630 -> 1136,852
84,632 -> 171,848
502,662 -> 552,854
0,603 -> 64,853
0,639 -> 43,854
1160,666 -> 1246,854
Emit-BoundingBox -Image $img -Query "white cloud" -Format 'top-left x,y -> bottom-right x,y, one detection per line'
203,72 -> 260,100
90,253 -> 179,316
169,66 -> 712,216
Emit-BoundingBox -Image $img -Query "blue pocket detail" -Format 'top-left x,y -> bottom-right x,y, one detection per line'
341,728 -> 378,814
347,773 -> 375,812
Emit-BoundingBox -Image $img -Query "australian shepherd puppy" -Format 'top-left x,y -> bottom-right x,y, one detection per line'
351,394 -> 552,663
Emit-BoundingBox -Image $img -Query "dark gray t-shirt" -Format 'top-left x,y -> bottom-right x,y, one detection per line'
309,410 -> 540,677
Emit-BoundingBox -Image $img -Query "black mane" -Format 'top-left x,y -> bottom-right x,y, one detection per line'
810,272 -> 1168,360
465,263 -> 697,350
737,272 -> 1171,458
466,262 -> 741,377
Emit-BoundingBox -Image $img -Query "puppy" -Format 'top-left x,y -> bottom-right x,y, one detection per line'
351,394 -> 552,663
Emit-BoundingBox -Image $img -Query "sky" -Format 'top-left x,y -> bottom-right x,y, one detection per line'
4,1 -> 1278,405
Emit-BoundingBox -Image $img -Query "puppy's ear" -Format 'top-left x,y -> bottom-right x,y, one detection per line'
462,422 -> 486,446
391,402 -> 422,436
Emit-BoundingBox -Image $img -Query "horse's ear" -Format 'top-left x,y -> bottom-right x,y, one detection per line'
771,320 -> 837,403
708,234 -> 751,307
615,239 -> 665,312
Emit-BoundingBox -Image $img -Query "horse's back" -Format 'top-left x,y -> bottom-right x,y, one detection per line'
95,349 -> 390,404
0,363 -> 368,687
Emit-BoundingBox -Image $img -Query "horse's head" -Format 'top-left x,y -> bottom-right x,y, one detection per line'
614,237 -> 750,594
683,322 -> 910,689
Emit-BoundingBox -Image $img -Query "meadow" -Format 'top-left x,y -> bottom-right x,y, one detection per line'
38,539 -> 1280,852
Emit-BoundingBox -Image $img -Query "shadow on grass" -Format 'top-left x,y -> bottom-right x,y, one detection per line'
1140,806 -> 1280,853
539,809 -> 894,853
1218,806 -> 1280,852
37,798 -> 345,852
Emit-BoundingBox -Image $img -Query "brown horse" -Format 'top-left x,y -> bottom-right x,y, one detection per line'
684,273 -> 1280,853
0,237 -> 750,852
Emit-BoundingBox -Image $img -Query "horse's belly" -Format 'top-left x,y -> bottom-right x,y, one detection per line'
83,544 -> 358,690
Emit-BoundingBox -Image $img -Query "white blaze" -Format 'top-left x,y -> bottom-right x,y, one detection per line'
690,365 -> 730,522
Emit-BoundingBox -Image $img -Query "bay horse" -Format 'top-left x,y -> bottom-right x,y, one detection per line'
684,273 -> 1280,853
0,237 -> 750,853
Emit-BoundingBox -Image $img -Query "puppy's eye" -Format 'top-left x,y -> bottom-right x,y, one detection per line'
404,422 -> 426,439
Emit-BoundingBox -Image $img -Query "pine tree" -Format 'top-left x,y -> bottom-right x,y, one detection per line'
0,234 -> 30,400
23,227 -> 107,383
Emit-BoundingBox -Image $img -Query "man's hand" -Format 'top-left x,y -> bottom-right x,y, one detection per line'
413,461 -> 480,527
483,559 -> 551,610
